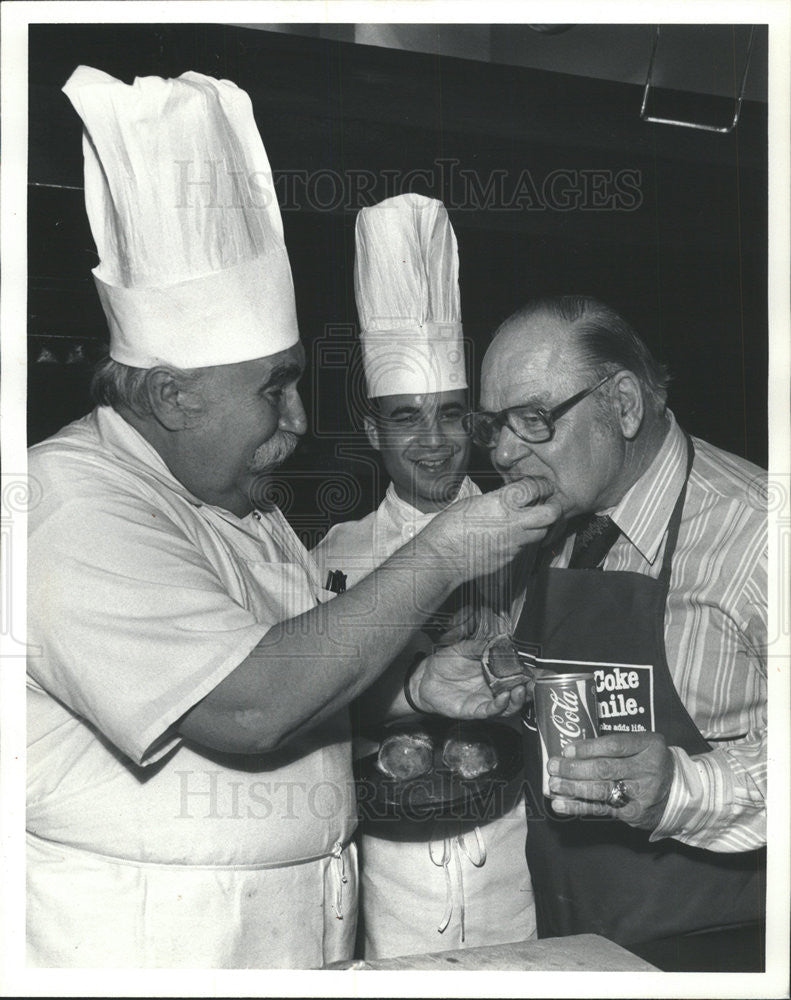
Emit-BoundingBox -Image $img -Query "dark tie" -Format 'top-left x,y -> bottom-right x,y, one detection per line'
568,514 -> 621,570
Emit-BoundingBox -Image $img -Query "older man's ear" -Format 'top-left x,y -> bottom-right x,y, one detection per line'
612,371 -> 645,440
146,367 -> 206,430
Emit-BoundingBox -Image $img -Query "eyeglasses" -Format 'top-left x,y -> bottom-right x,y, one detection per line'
462,372 -> 617,447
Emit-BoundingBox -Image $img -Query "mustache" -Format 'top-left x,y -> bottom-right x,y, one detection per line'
247,431 -> 301,511
250,430 -> 300,474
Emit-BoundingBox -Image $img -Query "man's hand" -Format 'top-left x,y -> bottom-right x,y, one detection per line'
410,637 -> 528,719
546,732 -> 674,832
420,476 -> 561,582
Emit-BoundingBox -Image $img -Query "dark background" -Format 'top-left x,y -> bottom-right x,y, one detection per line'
28,23 -> 768,547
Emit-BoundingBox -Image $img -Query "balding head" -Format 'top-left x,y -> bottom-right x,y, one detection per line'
483,296 -> 669,417
482,309 -> 580,405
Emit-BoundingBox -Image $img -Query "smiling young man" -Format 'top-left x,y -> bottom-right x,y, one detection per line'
313,195 -> 536,961
365,388 -> 470,513
25,71 -> 558,970
472,295 -> 767,972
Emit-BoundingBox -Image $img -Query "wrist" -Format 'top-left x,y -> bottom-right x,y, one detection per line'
648,746 -> 692,841
382,539 -> 460,620
414,516 -> 470,583
403,652 -> 429,714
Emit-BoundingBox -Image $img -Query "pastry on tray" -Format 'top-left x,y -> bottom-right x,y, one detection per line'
376,730 -> 434,780
481,634 -> 531,697
441,732 -> 498,779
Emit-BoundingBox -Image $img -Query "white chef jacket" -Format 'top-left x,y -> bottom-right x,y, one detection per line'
313,479 -> 536,959
26,406 -> 357,968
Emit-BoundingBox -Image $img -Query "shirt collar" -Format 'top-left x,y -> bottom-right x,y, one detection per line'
382,476 -> 477,531
93,406 -> 256,527
607,411 -> 688,565
93,405 -> 196,497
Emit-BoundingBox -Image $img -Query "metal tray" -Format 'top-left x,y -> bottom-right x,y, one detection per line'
354,717 -> 523,823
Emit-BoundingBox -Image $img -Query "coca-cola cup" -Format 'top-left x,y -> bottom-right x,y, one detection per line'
534,673 -> 599,797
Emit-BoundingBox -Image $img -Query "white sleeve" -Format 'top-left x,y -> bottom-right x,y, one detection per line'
28,493 -> 271,766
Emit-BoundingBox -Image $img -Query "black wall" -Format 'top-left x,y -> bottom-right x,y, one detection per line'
28,23 -> 768,546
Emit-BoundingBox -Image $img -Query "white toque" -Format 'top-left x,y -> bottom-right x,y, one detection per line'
63,65 -> 299,369
354,193 -> 466,398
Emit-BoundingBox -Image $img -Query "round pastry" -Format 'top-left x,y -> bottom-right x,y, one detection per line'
482,634 -> 530,696
441,733 -> 498,779
376,730 -> 434,780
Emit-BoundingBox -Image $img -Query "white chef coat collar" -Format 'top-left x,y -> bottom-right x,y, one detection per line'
92,405 -> 325,593
93,406 -> 259,526
381,475 -> 478,531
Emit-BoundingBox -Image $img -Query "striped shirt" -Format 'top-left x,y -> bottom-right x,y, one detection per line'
513,413 -> 767,852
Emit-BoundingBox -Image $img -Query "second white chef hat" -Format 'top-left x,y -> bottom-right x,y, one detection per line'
354,193 -> 467,398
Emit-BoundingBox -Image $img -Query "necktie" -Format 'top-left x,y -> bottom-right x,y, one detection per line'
569,514 -> 621,570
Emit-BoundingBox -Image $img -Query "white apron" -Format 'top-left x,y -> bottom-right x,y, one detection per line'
314,478 -> 536,960
360,795 -> 535,960
27,834 -> 357,968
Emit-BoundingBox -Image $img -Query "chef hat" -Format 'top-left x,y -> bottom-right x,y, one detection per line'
354,193 -> 467,398
62,65 -> 299,369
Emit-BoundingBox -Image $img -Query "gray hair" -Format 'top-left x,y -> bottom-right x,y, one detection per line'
504,296 -> 670,414
91,356 -> 206,414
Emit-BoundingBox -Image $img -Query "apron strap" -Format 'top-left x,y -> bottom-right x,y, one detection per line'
429,824 -> 455,935
330,840 -> 350,920
657,433 -> 695,588
428,822 -> 488,940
